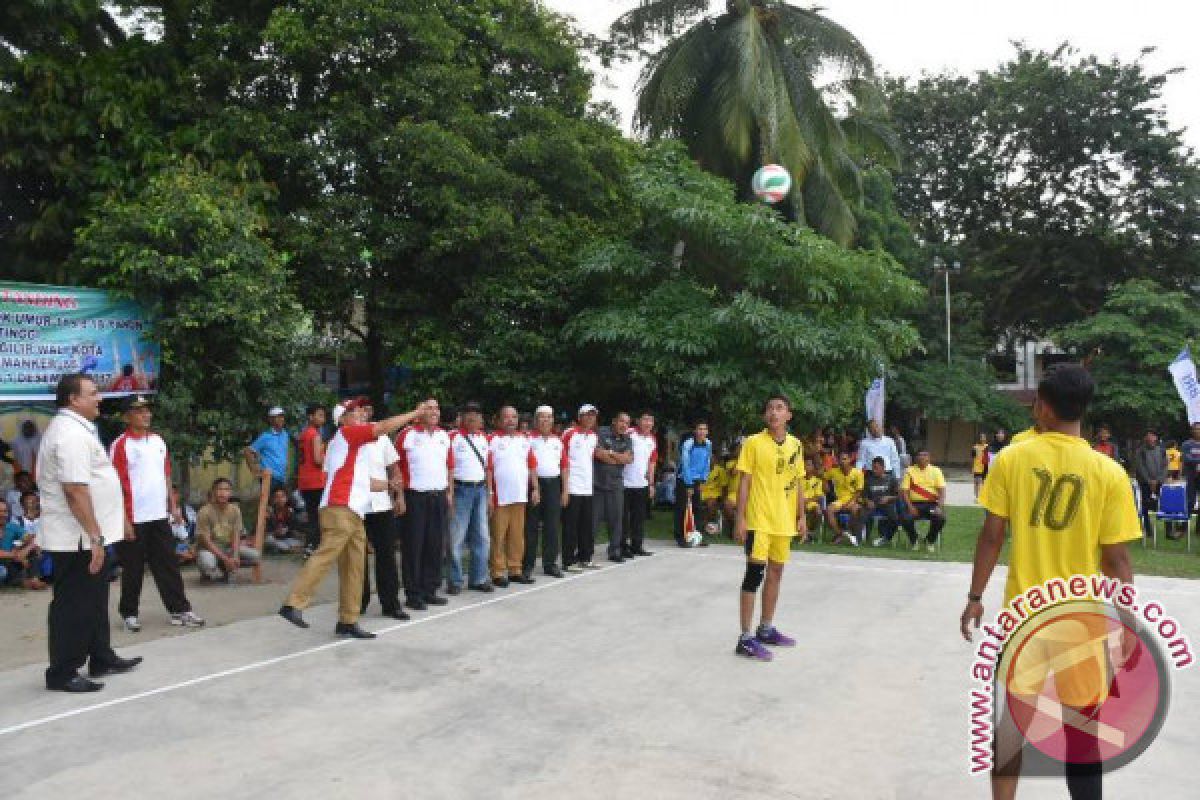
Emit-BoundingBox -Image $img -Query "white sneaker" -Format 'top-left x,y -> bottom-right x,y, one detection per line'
582,561 -> 601,570
565,564 -> 584,574
171,611 -> 206,628
872,536 -> 886,547
926,543 -> 937,554
123,616 -> 141,633
848,533 -> 860,547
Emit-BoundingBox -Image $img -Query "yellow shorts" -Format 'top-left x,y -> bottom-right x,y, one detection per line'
829,499 -> 857,512
745,531 -> 794,564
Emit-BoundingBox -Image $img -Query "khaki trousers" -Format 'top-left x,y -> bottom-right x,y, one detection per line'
489,503 -> 526,579
286,506 -> 366,624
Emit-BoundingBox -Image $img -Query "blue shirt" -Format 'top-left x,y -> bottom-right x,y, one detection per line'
2,520 -> 26,551
679,437 -> 713,486
251,429 -> 290,479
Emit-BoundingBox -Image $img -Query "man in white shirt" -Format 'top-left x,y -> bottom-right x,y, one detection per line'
488,406 -> 538,587
395,398 -> 454,610
447,401 -> 493,593
524,406 -> 564,578
622,411 -> 658,558
38,374 -> 140,692
561,404 -> 600,572
856,419 -> 902,482
357,399 -> 408,621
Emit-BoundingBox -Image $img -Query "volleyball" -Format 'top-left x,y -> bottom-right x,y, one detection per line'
751,164 -> 792,204
687,530 -> 704,547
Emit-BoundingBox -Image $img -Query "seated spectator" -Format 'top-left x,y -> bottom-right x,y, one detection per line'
5,471 -> 35,515
195,478 -> 260,581
900,449 -> 947,552
15,491 -> 52,582
824,452 -> 863,546
800,457 -> 826,543
169,485 -> 197,565
0,498 -> 47,590
655,462 -> 678,507
700,451 -> 730,534
862,457 -> 902,546
265,487 -> 303,553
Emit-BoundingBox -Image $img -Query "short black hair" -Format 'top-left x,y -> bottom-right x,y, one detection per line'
763,394 -> 792,413
871,456 -> 885,465
211,477 -> 233,490
19,491 -> 37,503
638,410 -> 654,419
462,401 -> 483,414
613,411 -> 630,423
1037,363 -> 1094,422
306,403 -> 324,416
55,373 -> 92,409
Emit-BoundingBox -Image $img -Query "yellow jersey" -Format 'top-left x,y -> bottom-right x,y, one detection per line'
722,460 -> 740,504
1167,447 -> 1182,472
971,443 -> 989,475
901,464 -> 945,504
701,463 -> 727,502
736,430 -> 805,537
825,467 -> 863,505
804,475 -> 824,512
979,432 -> 1141,602
1010,427 -> 1038,445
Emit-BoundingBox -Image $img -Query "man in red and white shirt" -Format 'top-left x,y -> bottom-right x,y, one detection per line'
280,398 -> 425,638
622,410 -> 659,558
524,405 -> 564,578
110,396 -> 204,632
395,398 -> 455,610
488,406 -> 538,586
357,399 -> 407,621
446,402 -> 493,594
561,404 -> 599,572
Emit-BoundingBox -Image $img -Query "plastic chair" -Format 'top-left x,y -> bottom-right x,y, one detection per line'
893,505 -> 944,553
1154,482 -> 1192,552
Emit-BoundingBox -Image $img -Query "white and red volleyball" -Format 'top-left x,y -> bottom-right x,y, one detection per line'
751,164 -> 792,204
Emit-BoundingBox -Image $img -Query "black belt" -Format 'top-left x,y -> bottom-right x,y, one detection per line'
407,488 -> 447,496
455,480 -> 486,487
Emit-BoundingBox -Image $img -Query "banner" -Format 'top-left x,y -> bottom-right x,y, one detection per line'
865,375 -> 886,425
1168,346 -> 1200,425
0,281 -> 159,401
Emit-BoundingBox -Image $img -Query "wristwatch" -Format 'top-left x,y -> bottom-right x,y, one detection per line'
967,593 -> 983,603
88,533 -> 104,546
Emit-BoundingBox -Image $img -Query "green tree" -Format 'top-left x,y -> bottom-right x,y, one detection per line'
566,142 -> 922,430
612,0 -> 897,245
1054,280 -> 1198,438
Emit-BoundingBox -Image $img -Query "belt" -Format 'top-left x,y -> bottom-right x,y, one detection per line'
407,488 -> 447,496
455,480 -> 486,488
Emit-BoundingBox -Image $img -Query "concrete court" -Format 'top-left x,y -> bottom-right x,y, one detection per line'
0,547 -> 1195,800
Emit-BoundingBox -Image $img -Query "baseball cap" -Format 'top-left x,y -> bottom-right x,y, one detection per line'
535,405 -> 553,416
267,406 -> 285,417
578,403 -> 598,416
123,395 -> 152,412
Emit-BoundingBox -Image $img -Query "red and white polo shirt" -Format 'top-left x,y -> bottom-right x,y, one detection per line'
530,433 -> 563,479
561,426 -> 598,496
489,432 -> 537,506
450,429 -> 491,483
395,425 -> 453,492
320,423 -> 377,517
110,430 -> 171,523
623,430 -> 659,489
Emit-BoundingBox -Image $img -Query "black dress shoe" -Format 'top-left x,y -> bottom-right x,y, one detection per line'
608,554 -> 625,563
383,608 -> 411,621
468,582 -> 495,593
511,574 -> 535,584
425,595 -> 449,606
335,622 -> 377,639
279,605 -> 309,629
406,598 -> 427,611
493,577 -> 510,588
89,656 -> 143,678
544,567 -> 564,578
48,675 -> 104,693
445,583 -> 462,596
632,549 -> 654,556
621,548 -> 635,559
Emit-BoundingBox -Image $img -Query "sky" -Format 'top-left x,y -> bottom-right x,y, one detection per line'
544,0 -> 1200,151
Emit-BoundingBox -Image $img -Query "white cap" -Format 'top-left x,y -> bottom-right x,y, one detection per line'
535,405 -> 553,416
578,403 -> 598,416
331,402 -> 346,425
267,406 -> 285,417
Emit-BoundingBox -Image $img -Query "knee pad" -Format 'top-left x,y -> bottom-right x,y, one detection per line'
741,561 -> 766,592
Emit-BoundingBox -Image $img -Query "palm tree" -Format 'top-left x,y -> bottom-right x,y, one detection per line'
612,0 -> 898,246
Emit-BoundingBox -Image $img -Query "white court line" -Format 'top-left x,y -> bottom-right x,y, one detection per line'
0,557 -> 650,739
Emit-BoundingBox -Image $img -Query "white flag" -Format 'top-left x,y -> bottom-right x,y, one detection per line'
865,375 -> 886,425
1168,346 -> 1200,424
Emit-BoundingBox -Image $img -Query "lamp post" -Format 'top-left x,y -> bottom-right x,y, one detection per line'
932,258 -> 962,366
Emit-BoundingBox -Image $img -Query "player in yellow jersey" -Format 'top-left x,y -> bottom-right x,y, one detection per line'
823,452 -> 864,546
800,457 -> 825,543
960,364 -> 1140,800
732,395 -> 806,661
1009,426 -> 1038,445
971,433 -> 990,498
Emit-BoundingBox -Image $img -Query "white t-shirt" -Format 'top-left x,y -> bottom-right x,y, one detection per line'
36,410 -> 124,549
450,430 -> 491,482
529,433 -> 563,479
366,434 -> 400,513
490,433 -> 536,506
395,426 -> 453,492
561,426 -> 598,496
623,430 -> 658,489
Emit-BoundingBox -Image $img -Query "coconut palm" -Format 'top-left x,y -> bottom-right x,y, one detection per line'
612,0 -> 899,245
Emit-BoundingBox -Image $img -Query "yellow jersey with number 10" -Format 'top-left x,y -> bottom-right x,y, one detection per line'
978,432 -> 1141,602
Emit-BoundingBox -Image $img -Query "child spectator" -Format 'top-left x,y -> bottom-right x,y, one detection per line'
1166,439 -> 1182,481
5,470 -> 35,515
169,485 -> 197,565
800,457 -> 826,543
0,498 -> 47,590
265,487 -> 303,553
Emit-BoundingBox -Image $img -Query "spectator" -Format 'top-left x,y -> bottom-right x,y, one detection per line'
0,434 -> 13,476
621,411 -> 658,558
6,471 -> 35,516
1166,438 -> 1182,481
16,491 -> 52,583
110,396 -> 205,631
488,406 -> 537,585
900,449 -> 947,552
525,405 -> 564,579
1133,430 -> 1169,541
655,462 -> 677,507
1093,425 -> 1119,461
357,400 -> 408,620
244,406 -> 290,494
800,457 -> 825,543
447,401 -> 492,593
195,478 -> 259,581
12,419 -> 42,475
1,498 -> 47,589
1182,423 -> 1200,516
168,485 -> 197,565
824,452 -> 863,546
856,419 -> 902,481
889,424 -> 911,469
561,404 -> 600,571
674,421 -> 712,547
296,403 -> 328,558
863,457 -> 902,546
395,398 -> 454,610
40,373 -> 140,692
597,411 -> 634,563
990,429 -> 1010,459
718,442 -> 742,537
264,487 -> 304,553
970,433 -> 990,499
700,451 -> 730,532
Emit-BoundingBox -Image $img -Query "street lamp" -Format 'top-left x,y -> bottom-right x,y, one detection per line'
932,258 -> 962,366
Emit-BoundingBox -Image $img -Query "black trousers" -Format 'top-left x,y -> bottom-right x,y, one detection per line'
361,510 -> 401,614
900,502 -> 946,544
524,476 -> 561,573
623,487 -> 650,552
673,479 -> 702,544
301,489 -> 323,551
46,549 -> 120,686
561,494 -> 594,566
116,518 -> 191,618
402,490 -> 446,602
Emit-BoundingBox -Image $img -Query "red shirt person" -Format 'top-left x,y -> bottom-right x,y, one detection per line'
296,404 -> 328,555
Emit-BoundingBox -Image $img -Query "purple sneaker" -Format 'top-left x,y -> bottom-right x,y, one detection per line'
756,626 -> 796,647
735,635 -> 774,661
